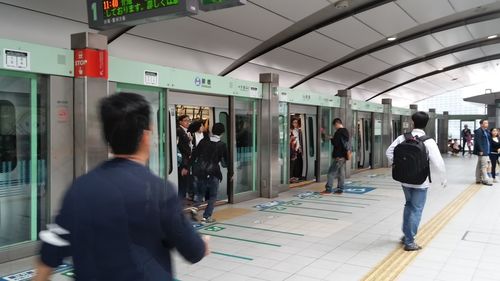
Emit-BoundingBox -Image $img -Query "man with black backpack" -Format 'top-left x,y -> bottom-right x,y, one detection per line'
386,112 -> 446,251
190,123 -> 229,223
323,118 -> 351,194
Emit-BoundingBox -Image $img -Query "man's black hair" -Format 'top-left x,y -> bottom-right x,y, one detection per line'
178,114 -> 190,123
212,123 -> 225,136
188,120 -> 203,133
100,92 -> 151,155
480,119 -> 488,125
333,118 -> 342,125
412,111 -> 429,129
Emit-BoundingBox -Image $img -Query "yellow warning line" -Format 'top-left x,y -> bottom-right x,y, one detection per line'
362,184 -> 482,281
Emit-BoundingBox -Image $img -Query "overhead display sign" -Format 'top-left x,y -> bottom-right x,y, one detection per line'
87,0 -> 199,30
87,0 -> 247,30
199,0 -> 246,11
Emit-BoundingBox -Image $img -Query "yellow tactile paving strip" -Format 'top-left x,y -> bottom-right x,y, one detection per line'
213,207 -> 254,221
289,180 -> 316,188
362,183 -> 482,281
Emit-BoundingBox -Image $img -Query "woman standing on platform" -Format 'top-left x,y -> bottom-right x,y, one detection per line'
489,128 -> 500,183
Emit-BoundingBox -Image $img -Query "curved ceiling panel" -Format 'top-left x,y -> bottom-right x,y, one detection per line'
367,53 -> 500,101
348,37 -> 500,89
291,1 -> 500,88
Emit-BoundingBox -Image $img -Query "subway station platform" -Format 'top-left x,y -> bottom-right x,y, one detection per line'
1,155 -> 499,281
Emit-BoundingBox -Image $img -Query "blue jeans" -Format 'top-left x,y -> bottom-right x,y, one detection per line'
402,186 -> 428,245
194,176 -> 219,218
325,158 -> 346,192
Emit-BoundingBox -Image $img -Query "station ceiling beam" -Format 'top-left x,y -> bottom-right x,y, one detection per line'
218,0 -> 394,76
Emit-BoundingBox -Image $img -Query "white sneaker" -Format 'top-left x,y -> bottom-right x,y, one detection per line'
494,179 -> 498,183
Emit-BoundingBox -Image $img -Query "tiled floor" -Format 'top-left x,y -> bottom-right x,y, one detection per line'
1,155 -> 497,281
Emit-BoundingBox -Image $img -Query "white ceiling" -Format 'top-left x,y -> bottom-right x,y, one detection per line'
1,0 -> 500,106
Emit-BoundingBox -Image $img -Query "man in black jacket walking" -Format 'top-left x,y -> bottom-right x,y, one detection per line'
323,118 -> 350,194
191,123 -> 229,223
177,115 -> 192,200
35,93 -> 208,281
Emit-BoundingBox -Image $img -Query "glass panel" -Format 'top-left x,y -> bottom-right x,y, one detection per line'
0,74 -> 47,248
320,107 -> 332,175
0,101 -> 16,172
278,102 -> 288,185
234,98 -> 257,194
219,112 -> 229,145
373,113 -> 383,168
116,85 -> 164,177
308,117 -> 315,157
216,110 -> 229,202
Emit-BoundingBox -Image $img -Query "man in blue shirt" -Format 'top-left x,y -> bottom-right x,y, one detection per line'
473,119 -> 493,186
34,93 -> 209,281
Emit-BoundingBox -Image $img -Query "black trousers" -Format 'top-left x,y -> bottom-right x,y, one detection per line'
290,152 -> 303,179
177,169 -> 192,200
490,154 -> 499,179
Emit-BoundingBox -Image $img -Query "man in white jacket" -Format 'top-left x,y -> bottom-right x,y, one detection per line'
386,111 -> 447,251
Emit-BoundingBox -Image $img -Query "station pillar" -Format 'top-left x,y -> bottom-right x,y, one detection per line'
259,73 -> 280,198
381,99 -> 392,168
337,89 -> 353,178
438,111 -> 450,154
487,103 -> 497,128
71,32 -> 109,177
426,108 -> 437,140
408,104 -> 418,131
410,104 -> 418,115
495,99 -> 500,129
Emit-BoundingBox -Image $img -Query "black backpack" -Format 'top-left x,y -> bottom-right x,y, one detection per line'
392,133 -> 432,185
191,139 -> 217,178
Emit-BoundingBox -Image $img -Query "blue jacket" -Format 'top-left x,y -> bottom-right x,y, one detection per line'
39,158 -> 205,281
473,128 -> 491,155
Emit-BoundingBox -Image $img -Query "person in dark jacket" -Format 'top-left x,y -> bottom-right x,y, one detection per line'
34,93 -> 209,281
187,119 -> 210,203
461,124 -> 472,156
191,123 -> 229,223
177,115 -> 192,200
323,118 -> 350,194
474,119 -> 493,185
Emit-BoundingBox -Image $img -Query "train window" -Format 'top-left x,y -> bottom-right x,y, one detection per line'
308,117 -> 315,157
0,100 -> 16,172
219,112 -> 229,144
364,119 -> 370,150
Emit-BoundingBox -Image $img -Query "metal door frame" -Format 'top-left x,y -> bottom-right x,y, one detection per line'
166,91 -> 236,202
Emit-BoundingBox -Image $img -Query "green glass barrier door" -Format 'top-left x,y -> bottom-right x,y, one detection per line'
234,98 -> 258,197
116,84 -> 165,178
320,107 -> 333,176
0,71 -> 47,249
